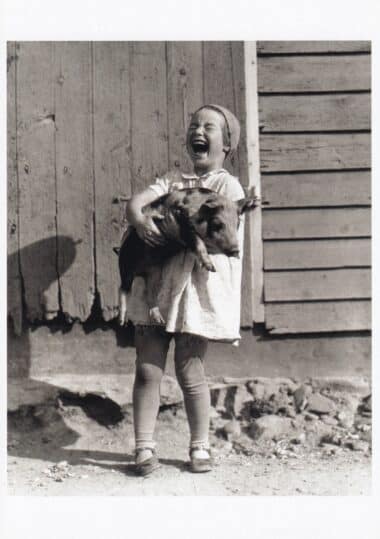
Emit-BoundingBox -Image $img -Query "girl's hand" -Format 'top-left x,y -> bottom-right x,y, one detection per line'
135,216 -> 166,247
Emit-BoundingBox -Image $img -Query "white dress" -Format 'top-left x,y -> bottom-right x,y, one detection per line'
126,168 -> 245,342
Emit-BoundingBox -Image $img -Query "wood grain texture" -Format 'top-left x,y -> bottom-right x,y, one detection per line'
262,208 -> 371,239
55,42 -> 95,321
93,43 -> 132,321
263,239 -> 371,269
241,41 -> 264,324
257,41 -> 371,54
259,94 -> 370,132
264,269 -> 371,301
203,41 -> 240,176
7,42 -> 23,334
231,42 -> 249,185
130,42 -> 168,193
16,42 -> 59,322
261,171 -> 371,207
258,55 -> 371,93
265,300 -> 371,333
260,133 -> 370,172
166,42 -> 203,173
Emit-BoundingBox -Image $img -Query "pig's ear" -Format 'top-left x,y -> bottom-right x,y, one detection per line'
200,200 -> 221,218
236,197 -> 256,214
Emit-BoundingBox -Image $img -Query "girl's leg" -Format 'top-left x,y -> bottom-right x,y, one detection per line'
174,333 -> 210,456
133,325 -> 171,461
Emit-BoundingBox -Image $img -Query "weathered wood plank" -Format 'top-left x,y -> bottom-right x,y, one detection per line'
265,300 -> 371,333
166,42 -> 203,173
262,208 -> 370,239
7,42 -> 23,334
259,94 -> 370,132
130,42 -> 168,193
93,43 -> 132,321
16,42 -> 59,322
260,134 -> 370,172
258,55 -> 371,92
257,41 -> 371,54
203,41 -> 240,176
241,42 -> 264,324
261,171 -> 371,207
231,42 -> 249,185
55,42 -> 95,321
263,239 -> 371,269
265,269 -> 371,301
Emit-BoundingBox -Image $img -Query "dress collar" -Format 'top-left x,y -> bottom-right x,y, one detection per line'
181,169 -> 227,181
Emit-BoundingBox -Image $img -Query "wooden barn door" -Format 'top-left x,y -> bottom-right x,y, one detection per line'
8,41 -> 261,331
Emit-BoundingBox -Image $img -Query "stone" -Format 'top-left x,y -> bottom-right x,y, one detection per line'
311,377 -> 370,396
345,440 -> 370,452
321,415 -> 339,426
337,410 -> 355,429
307,393 -> 336,415
248,415 -> 293,441
246,381 -> 266,400
293,384 -> 312,413
222,418 -> 242,441
232,386 -> 253,418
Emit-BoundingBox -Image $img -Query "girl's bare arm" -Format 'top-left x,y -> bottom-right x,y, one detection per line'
126,187 -> 165,246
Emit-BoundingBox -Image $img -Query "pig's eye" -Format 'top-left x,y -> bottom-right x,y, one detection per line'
210,221 -> 224,233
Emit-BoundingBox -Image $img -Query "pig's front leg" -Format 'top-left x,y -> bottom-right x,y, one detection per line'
146,266 -> 166,324
193,235 -> 216,272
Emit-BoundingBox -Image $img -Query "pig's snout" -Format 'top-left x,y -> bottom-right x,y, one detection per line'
225,246 -> 240,258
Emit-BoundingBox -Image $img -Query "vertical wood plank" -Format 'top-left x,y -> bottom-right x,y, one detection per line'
203,41 -> 239,176
241,42 -> 265,324
130,42 -> 168,193
231,42 -> 249,186
7,42 -> 23,334
16,42 -> 59,322
166,42 -> 203,173
93,42 -> 132,321
55,42 -> 95,321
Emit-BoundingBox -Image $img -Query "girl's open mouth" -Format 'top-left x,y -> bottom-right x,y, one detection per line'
191,139 -> 209,155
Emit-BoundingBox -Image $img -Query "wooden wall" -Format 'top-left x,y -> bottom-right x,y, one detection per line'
7,42 -> 248,333
257,41 -> 371,333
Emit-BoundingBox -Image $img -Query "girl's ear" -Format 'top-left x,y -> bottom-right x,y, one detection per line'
236,197 -> 256,214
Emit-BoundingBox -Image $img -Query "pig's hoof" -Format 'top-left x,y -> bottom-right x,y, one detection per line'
204,261 -> 216,272
149,307 -> 165,325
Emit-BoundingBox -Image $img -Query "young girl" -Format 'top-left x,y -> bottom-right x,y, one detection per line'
120,104 -> 247,475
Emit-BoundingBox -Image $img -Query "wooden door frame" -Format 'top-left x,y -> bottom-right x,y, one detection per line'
242,41 -> 265,324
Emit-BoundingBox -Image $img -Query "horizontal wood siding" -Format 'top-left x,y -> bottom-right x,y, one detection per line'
262,208 -> 370,239
258,41 -> 371,333
265,301 -> 371,333
264,269 -> 371,301
258,56 -> 371,92
260,133 -> 370,172
261,171 -> 371,207
263,239 -> 371,269
257,42 -> 371,54
8,42 -> 248,326
259,94 -> 370,132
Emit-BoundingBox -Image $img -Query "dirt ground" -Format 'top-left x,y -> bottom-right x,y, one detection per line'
7,400 -> 371,496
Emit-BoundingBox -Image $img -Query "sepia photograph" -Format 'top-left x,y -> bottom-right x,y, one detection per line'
7,39 -> 372,498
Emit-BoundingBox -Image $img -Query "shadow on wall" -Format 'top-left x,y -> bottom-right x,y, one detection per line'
8,236 -> 81,455
8,235 -> 77,376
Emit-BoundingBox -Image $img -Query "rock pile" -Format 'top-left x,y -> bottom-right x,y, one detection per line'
208,377 -> 371,455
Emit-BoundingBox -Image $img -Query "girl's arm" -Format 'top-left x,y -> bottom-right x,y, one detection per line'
126,187 -> 165,246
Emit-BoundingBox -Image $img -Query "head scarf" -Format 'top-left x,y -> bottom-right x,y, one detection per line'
193,104 -> 241,157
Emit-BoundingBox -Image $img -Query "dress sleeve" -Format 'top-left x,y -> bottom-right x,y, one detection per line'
218,174 -> 245,202
148,176 -> 171,196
